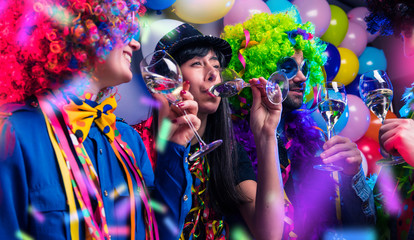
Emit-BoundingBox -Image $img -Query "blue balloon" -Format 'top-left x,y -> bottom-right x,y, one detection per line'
345,74 -> 361,96
266,0 -> 302,23
145,0 -> 176,10
310,105 -> 349,135
323,42 -> 341,81
358,46 -> 387,75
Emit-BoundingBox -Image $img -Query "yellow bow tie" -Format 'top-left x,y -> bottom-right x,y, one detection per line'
63,96 -> 117,143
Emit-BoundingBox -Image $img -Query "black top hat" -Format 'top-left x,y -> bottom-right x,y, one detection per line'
155,23 -> 232,67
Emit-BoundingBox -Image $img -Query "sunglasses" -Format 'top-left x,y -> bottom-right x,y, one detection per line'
277,57 -> 310,80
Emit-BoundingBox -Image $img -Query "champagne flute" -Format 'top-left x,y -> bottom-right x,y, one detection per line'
141,50 -> 222,161
359,70 -> 405,166
314,82 -> 347,172
209,68 -> 289,105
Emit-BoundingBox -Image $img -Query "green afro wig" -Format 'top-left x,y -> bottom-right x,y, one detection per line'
221,12 -> 327,117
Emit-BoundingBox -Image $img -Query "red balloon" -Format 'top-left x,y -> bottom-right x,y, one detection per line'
356,136 -> 383,176
364,111 -> 397,142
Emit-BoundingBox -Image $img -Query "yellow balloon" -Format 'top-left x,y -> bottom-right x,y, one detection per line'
334,47 -> 359,86
321,5 -> 349,46
172,0 -> 235,24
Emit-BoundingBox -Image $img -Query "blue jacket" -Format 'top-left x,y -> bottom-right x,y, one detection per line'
0,100 -> 192,239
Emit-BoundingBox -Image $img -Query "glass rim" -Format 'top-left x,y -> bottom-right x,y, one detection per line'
359,69 -> 388,79
141,50 -> 178,68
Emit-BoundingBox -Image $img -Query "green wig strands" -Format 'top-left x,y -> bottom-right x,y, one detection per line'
221,12 -> 327,117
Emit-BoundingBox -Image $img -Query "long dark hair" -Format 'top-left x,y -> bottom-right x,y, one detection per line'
173,44 -> 247,215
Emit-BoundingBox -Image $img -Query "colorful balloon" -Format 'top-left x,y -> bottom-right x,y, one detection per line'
140,19 -> 184,58
364,111 -> 397,142
358,47 -> 387,75
338,94 -> 370,142
344,74 -> 361,96
292,0 -> 331,37
267,0 -> 301,23
347,7 -> 379,43
321,5 -> 349,46
333,47 -> 359,86
173,0 -> 235,24
223,0 -> 271,26
338,21 -> 367,57
356,136 -> 382,176
323,42 -> 341,81
145,0 -> 176,10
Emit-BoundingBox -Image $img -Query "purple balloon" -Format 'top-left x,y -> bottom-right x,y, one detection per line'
338,94 -> 371,142
293,0 -> 331,37
339,21 -> 368,57
223,0 -> 271,26
347,7 -> 379,43
323,43 -> 341,81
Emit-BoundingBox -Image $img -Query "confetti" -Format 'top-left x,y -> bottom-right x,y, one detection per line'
108,225 -> 130,236
28,205 -> 45,223
15,230 -> 34,240
156,118 -> 171,153
163,216 -> 179,236
109,184 -> 127,199
323,227 -> 376,240
377,167 -> 402,215
231,225 -> 251,240
140,96 -> 161,109
149,199 -> 168,214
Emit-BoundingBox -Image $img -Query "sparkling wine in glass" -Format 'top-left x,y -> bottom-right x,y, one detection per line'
208,68 -> 289,105
141,50 -> 223,161
359,70 -> 405,166
314,82 -> 347,172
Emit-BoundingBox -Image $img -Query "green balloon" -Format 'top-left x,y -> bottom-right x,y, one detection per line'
321,5 -> 349,46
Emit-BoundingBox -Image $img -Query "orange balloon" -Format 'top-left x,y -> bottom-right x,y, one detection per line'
364,111 -> 397,142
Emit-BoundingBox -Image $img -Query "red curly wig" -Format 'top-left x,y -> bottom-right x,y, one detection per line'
0,0 -> 145,104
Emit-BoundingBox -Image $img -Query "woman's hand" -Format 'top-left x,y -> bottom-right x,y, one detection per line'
154,81 -> 200,146
249,77 -> 282,138
379,118 -> 414,166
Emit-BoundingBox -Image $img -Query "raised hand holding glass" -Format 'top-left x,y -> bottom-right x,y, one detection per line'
208,68 -> 289,105
314,82 -> 347,172
359,70 -> 405,166
141,50 -> 223,161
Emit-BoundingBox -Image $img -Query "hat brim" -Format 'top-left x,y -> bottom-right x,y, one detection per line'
167,35 -> 233,68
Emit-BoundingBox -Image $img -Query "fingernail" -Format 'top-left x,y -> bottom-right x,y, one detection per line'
184,80 -> 190,85
177,102 -> 184,107
172,119 -> 177,123
320,153 -> 326,158
180,90 -> 186,95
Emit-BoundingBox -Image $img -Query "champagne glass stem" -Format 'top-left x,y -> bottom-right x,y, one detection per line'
178,107 -> 206,146
327,125 -> 333,140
